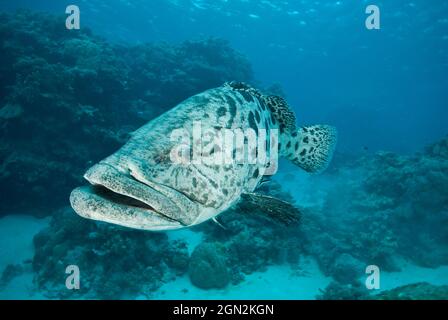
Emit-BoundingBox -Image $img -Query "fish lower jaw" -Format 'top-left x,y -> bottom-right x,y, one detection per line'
69,186 -> 184,231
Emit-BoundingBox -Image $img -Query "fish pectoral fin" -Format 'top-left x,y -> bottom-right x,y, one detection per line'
212,217 -> 227,230
255,176 -> 272,190
240,193 -> 301,225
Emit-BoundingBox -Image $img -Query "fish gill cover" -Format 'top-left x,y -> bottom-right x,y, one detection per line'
0,2 -> 447,301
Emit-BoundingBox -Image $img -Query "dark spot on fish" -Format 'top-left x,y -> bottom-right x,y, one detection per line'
225,96 -> 237,127
203,113 -> 210,118
235,95 -> 244,105
254,110 -> 261,123
192,178 -> 197,188
313,138 -> 318,143
303,136 -> 309,143
292,132 -> 298,137
271,116 -> 277,125
248,112 -> 258,132
226,96 -> 237,117
223,189 -> 228,196
278,143 -> 281,150
252,168 -> 259,178
300,149 -> 307,156
210,180 -> 218,189
217,107 -> 227,117
295,142 -> 299,150
286,141 -> 291,148
240,91 -> 253,103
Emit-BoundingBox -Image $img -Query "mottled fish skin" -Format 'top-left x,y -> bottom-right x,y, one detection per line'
70,82 -> 337,230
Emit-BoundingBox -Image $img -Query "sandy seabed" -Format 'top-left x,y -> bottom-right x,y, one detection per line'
1,214 -> 448,300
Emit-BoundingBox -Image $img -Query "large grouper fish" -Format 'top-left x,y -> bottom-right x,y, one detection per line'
70,82 -> 337,231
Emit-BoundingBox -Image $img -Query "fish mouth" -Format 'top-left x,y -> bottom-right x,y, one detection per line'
69,163 -> 187,230
87,184 -> 159,212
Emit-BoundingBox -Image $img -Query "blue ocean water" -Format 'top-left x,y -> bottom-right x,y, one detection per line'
3,0 -> 448,153
0,0 -> 447,300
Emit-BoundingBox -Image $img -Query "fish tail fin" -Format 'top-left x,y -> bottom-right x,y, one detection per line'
281,125 -> 337,173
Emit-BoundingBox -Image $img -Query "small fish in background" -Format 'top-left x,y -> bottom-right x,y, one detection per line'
70,82 -> 337,231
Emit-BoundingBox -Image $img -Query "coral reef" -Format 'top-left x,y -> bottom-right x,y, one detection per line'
32,208 -> 189,299
375,282 -> 448,300
188,242 -> 230,289
319,281 -> 448,300
303,136 -> 448,297
0,263 -> 24,287
0,10 -> 253,216
316,281 -> 371,300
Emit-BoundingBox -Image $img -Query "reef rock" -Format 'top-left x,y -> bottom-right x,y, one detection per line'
188,242 -> 230,289
375,282 -> 448,300
316,280 -> 371,300
331,253 -> 364,284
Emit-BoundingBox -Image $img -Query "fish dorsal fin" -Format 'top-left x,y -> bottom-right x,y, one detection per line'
262,95 -> 296,133
224,81 -> 263,97
224,82 -> 296,133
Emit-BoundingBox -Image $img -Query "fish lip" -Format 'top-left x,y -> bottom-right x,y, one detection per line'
87,179 -> 171,219
79,162 -> 190,225
86,184 -> 158,213
70,186 -> 183,231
